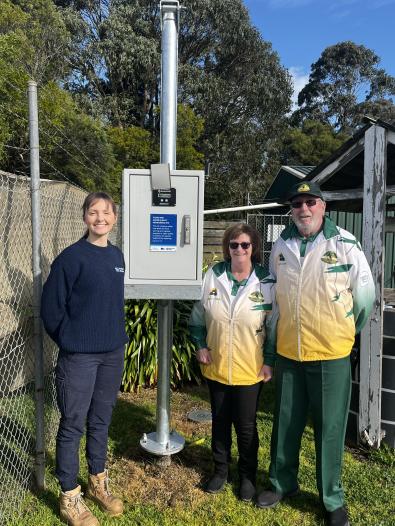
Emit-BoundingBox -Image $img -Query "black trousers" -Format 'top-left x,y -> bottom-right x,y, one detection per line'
207,379 -> 262,480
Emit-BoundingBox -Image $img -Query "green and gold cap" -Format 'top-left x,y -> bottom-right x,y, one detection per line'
286,181 -> 324,202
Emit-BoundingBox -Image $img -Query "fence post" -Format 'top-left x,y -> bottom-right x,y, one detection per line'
28,80 -> 46,489
360,124 -> 386,448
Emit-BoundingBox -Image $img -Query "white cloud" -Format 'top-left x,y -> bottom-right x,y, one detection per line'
289,67 -> 309,110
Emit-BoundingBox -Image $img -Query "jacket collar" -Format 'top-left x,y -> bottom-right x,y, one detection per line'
212,261 -> 269,280
281,215 -> 339,241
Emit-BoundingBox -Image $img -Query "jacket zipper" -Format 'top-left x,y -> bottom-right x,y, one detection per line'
296,264 -> 303,361
228,317 -> 233,384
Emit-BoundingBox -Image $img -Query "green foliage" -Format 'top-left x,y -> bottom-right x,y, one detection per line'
294,41 -> 395,132
107,125 -> 158,169
179,0 -> 292,207
2,0 -> 71,83
281,119 -> 349,166
176,104 -> 205,170
58,0 -> 292,207
0,0 -> 121,195
0,1 -> 30,165
368,443 -> 395,468
123,299 -> 201,391
34,82 -> 120,196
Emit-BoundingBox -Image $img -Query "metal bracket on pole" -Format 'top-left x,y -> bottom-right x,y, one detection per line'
140,0 -> 185,458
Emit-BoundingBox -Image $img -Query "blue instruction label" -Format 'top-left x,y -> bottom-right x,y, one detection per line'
150,214 -> 177,252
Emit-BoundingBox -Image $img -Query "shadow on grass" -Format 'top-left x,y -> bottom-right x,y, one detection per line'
30,449 -> 59,517
285,489 -> 324,519
109,397 -> 158,458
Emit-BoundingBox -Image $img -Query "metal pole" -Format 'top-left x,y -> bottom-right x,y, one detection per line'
140,0 -> 184,458
157,0 -> 178,450
28,80 -> 45,489
156,300 -> 172,445
160,1 -> 178,168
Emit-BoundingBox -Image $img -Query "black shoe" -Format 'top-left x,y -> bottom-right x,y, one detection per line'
239,478 -> 256,502
326,506 -> 350,526
255,487 -> 299,509
204,474 -> 228,494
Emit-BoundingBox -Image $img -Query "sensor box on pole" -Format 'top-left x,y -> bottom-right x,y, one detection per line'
123,167 -> 204,300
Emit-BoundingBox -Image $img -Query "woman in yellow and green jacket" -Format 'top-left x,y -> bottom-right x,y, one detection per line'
189,223 -> 275,502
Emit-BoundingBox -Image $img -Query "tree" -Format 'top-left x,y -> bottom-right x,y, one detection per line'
58,0 -> 292,207
178,0 -> 292,207
176,104 -> 204,170
0,0 -> 122,194
0,0 -> 32,168
107,125 -> 157,170
294,41 -> 395,132
6,0 -> 72,83
281,120 -> 349,166
60,0 -> 161,128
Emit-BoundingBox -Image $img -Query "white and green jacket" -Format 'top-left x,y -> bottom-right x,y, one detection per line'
264,216 -> 375,366
189,261 -> 276,385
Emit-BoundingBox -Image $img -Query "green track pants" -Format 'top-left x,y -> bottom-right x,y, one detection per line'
269,355 -> 351,512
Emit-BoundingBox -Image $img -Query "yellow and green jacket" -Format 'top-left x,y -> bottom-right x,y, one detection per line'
264,216 -> 375,366
189,261 -> 275,385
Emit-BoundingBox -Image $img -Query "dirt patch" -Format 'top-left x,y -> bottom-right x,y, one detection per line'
110,388 -> 213,510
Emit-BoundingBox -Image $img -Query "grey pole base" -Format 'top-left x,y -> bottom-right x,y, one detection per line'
140,431 -> 185,456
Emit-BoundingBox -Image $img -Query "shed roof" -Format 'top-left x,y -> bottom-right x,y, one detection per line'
264,118 -> 395,212
306,118 -> 395,191
265,165 -> 315,201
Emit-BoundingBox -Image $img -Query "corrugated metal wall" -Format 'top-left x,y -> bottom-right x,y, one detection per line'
329,197 -> 395,288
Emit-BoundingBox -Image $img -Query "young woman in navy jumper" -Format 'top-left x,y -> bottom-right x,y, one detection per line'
41,192 -> 128,526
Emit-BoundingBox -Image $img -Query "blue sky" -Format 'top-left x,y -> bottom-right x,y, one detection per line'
243,0 -> 395,105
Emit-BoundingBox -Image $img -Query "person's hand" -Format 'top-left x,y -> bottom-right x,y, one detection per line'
196,347 -> 212,365
258,364 -> 273,383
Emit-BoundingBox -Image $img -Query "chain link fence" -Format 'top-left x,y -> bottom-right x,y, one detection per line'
0,170 -> 89,524
247,212 -> 292,267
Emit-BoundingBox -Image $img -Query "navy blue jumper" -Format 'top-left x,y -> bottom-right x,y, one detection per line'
41,238 -> 128,491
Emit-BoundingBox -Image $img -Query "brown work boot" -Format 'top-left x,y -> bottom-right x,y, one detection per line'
86,470 -> 123,517
59,485 -> 99,526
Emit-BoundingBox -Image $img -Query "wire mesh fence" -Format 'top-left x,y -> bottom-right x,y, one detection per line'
247,212 -> 292,268
0,171 -> 88,524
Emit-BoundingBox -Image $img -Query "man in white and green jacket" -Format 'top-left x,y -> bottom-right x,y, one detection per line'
256,182 -> 375,526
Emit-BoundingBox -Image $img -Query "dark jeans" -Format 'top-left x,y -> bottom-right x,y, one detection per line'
55,347 -> 124,491
207,379 -> 262,481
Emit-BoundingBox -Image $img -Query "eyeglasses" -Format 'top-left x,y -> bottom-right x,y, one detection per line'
229,242 -> 251,250
291,199 -> 319,209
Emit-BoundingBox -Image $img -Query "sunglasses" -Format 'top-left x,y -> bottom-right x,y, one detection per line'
229,242 -> 251,250
291,198 -> 319,209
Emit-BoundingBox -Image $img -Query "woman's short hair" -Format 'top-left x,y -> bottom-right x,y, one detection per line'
82,192 -> 117,218
222,223 -> 262,264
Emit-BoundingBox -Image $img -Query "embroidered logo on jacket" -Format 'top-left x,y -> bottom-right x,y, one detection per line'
114,267 -> 125,273
249,291 -> 264,302
321,251 -> 338,264
278,253 -> 285,262
209,288 -> 218,296
249,291 -> 272,312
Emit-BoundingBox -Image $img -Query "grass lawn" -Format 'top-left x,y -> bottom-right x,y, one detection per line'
7,381 -> 395,526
